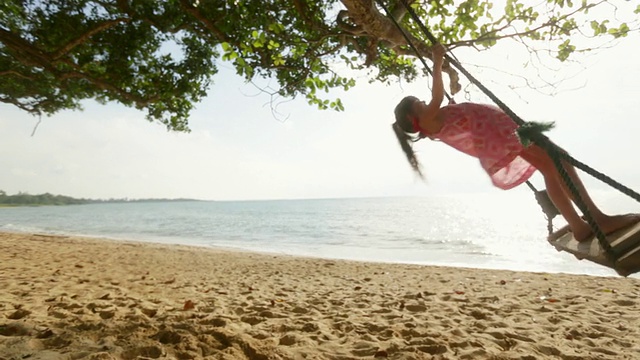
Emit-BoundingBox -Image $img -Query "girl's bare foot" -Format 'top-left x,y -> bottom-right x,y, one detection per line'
571,214 -> 640,242
572,222 -> 594,243
598,213 -> 640,235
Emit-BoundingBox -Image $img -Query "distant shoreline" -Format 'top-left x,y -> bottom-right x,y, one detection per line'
0,190 -> 204,207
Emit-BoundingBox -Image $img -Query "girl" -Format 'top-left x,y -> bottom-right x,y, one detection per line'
393,44 -> 639,242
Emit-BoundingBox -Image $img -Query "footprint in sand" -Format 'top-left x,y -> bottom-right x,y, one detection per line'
121,345 -> 164,360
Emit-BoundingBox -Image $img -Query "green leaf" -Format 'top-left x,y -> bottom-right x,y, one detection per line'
590,20 -> 607,36
267,40 -> 280,50
608,23 -> 630,38
556,39 -> 575,61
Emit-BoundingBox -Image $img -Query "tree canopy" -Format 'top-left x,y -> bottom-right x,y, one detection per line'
1,0 -> 637,131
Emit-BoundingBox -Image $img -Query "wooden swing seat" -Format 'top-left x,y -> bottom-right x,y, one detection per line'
548,222 -> 640,277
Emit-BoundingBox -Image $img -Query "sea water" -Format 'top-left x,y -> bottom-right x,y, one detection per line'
1,191 -> 636,277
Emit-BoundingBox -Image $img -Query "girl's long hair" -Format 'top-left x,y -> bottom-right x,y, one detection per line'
393,96 -> 425,178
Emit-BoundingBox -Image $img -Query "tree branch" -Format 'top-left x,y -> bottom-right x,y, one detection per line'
0,28 -> 55,69
178,0 -> 229,42
292,0 -> 329,32
0,96 -> 41,114
458,1 -> 602,49
55,59 -> 160,107
339,0 -> 461,93
51,18 -> 130,60
390,0 -> 417,22
0,70 -> 34,80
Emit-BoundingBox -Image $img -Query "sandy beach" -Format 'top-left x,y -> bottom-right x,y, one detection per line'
1,232 -> 640,359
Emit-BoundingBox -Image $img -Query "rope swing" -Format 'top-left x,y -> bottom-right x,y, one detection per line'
377,0 -> 640,265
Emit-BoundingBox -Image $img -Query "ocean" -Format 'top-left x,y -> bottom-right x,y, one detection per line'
1,191 -> 635,277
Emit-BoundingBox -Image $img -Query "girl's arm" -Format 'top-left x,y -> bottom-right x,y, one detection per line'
425,44 -> 445,115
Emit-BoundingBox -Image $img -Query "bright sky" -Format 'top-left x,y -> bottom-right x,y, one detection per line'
2,12 -> 640,201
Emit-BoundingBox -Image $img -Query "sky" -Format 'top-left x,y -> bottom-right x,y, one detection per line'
2,8 -> 640,202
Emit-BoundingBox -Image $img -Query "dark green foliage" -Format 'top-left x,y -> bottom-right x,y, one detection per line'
1,0 -> 218,131
0,0 -> 636,130
0,189 -> 199,206
0,190 -> 91,206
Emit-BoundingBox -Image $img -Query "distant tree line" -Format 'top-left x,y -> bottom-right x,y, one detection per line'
0,190 -> 198,206
0,190 -> 91,206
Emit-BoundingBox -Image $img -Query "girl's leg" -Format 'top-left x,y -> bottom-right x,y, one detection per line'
520,144 -> 640,241
541,170 -> 593,241
520,146 -> 593,240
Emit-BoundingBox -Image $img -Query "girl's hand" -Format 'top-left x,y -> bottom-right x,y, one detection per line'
432,43 -> 446,63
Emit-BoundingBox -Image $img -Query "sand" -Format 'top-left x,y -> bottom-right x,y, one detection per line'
1,231 -> 640,360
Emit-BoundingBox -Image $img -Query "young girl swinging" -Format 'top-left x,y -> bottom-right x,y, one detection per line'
393,44 -> 639,242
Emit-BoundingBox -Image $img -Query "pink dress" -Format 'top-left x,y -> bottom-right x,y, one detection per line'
425,102 -> 537,190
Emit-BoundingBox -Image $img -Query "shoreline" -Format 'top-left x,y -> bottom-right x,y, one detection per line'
2,193 -> 626,278
1,227 -> 619,278
2,231 -> 640,359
